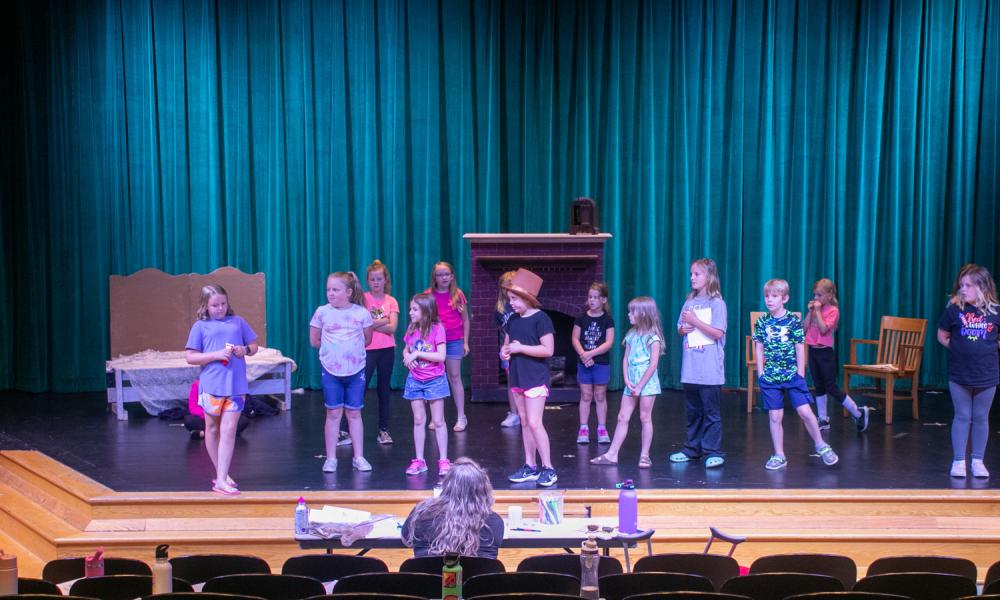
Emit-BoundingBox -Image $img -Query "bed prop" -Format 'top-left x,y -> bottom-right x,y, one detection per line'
105,267 -> 295,420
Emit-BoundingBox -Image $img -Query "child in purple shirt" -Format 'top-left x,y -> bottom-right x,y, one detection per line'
185,284 -> 258,495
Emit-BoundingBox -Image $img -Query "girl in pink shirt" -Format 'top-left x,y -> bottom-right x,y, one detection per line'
428,261 -> 471,432
403,293 -> 451,476
804,278 -> 870,433
364,260 -> 399,445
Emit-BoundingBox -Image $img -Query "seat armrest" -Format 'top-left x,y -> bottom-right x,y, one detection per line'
848,338 -> 878,365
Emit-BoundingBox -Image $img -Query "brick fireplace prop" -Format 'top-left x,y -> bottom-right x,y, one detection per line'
464,233 -> 612,402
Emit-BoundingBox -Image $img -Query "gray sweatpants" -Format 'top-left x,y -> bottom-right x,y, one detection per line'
949,382 -> 997,460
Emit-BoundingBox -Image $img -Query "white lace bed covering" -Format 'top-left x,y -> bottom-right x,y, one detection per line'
106,348 -> 297,415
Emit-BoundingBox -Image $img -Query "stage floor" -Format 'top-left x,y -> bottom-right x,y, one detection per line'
0,387 -> 996,492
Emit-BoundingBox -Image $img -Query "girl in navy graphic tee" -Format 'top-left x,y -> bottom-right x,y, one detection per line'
937,264 -> 1000,479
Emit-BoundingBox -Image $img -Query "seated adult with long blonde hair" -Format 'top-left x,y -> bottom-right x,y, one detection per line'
401,457 -> 504,558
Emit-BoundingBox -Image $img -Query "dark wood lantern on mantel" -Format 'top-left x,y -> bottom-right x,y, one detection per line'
569,197 -> 599,234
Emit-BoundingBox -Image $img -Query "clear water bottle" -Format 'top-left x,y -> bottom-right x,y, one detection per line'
617,479 -> 638,534
579,535 -> 600,600
295,497 -> 310,535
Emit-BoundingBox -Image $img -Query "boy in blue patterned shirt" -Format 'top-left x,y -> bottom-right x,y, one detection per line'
752,279 -> 838,470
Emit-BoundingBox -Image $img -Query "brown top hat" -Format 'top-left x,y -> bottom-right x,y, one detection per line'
503,268 -> 544,305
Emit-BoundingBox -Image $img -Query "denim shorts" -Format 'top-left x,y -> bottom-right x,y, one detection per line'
445,339 -> 465,360
321,368 -> 366,410
404,374 -> 451,401
577,362 -> 610,385
759,374 -> 813,410
199,392 -> 245,416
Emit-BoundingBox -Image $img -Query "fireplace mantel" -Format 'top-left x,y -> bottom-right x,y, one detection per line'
463,233 -> 612,244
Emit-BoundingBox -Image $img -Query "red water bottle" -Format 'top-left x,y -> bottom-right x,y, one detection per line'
617,479 -> 638,534
84,547 -> 104,578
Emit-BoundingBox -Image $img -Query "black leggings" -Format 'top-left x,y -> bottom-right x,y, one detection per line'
339,347 -> 396,433
365,347 -> 395,431
807,346 -> 843,399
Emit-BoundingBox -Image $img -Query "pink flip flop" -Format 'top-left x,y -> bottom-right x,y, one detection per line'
212,483 -> 240,496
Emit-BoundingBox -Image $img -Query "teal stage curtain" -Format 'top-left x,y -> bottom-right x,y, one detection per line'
1,0 -> 997,394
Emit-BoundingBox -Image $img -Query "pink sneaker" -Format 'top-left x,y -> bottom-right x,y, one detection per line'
405,458 -> 428,475
438,459 -> 452,476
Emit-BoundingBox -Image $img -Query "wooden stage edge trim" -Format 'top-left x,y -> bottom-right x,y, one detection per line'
3,450 -> 1000,579
3,449 -> 999,504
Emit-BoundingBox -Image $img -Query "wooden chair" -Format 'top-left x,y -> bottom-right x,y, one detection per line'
842,316 -> 926,424
745,311 -> 803,413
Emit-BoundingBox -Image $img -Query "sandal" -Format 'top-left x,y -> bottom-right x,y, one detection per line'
211,482 -> 240,496
705,456 -> 725,468
589,454 -> 618,466
212,476 -> 237,488
638,455 -> 652,469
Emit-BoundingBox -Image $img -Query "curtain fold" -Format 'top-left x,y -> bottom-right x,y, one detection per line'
1,0 -> 997,393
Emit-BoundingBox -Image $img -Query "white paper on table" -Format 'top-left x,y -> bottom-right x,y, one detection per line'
309,505 -> 372,524
686,308 -> 715,348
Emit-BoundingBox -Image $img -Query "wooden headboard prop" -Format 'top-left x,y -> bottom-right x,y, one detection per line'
109,267 -> 267,357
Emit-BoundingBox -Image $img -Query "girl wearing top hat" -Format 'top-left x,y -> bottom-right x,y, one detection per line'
501,269 -> 559,487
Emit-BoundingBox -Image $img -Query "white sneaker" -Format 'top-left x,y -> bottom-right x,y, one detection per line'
950,460 -> 966,477
322,457 -> 337,472
336,430 -> 352,446
352,456 -> 373,472
971,459 -> 990,478
500,412 -> 521,428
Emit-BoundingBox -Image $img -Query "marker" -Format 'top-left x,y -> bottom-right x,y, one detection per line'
511,527 -> 543,532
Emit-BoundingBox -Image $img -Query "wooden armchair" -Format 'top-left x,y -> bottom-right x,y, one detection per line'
842,316 -> 927,424
745,311 -> 802,412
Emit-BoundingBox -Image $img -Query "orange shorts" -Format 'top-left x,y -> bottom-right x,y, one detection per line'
198,392 -> 245,416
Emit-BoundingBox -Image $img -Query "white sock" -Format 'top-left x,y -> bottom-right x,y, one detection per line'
816,394 -> 828,421
842,395 -> 862,418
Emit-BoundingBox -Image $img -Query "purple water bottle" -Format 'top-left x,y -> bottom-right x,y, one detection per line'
617,479 -> 638,534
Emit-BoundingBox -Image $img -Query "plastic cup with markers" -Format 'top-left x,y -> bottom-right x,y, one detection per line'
538,490 -> 564,525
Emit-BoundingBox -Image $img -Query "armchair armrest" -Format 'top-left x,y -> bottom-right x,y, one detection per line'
848,338 -> 878,365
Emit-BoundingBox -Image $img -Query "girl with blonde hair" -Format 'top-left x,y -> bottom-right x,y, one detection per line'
591,296 -> 663,468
